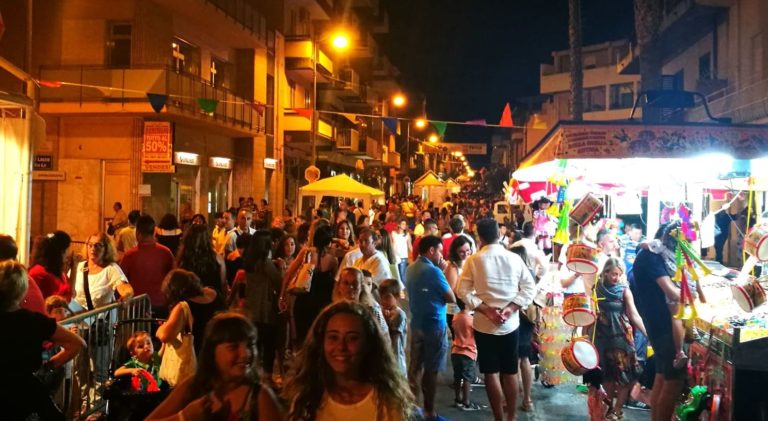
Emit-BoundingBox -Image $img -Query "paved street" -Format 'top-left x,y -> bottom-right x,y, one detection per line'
433,370 -> 651,421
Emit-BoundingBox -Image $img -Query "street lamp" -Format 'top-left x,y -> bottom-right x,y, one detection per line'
310,29 -> 350,166
392,94 -> 407,108
414,118 -> 427,129
428,134 -> 439,143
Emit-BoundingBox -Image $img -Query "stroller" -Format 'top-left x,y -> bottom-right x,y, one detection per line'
102,318 -> 170,421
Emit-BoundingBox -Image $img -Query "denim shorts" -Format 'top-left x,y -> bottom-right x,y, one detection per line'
409,327 -> 448,373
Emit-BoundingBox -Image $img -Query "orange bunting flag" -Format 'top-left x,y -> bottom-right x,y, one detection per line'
39,80 -> 62,88
294,108 -> 313,120
499,102 -> 514,127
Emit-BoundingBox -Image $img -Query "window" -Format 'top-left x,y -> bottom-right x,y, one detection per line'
210,57 -> 231,89
171,38 -> 200,76
288,80 -> 296,108
699,53 -> 712,81
107,23 -> 131,67
610,83 -> 634,109
583,86 -> 606,112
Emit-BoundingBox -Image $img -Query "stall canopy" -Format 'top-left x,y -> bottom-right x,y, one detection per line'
413,170 -> 445,187
445,178 -> 461,194
299,174 -> 385,211
413,170 -> 446,204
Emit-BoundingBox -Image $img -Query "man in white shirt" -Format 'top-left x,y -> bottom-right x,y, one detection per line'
458,218 -> 535,421
352,228 -> 393,286
224,209 -> 255,256
510,221 -> 549,279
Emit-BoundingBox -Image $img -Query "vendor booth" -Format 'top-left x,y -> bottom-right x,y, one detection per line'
413,170 -> 446,205
445,178 -> 461,194
298,174 -> 385,214
514,120 -> 768,420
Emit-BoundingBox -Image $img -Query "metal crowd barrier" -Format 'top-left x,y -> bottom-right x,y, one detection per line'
57,294 -> 153,420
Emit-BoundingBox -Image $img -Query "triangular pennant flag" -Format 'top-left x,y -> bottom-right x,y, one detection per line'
465,119 -> 487,126
197,98 -> 219,115
433,121 -> 447,138
250,102 -> 265,116
340,113 -> 359,124
499,102 -> 514,127
146,93 -> 168,113
294,108 -> 313,120
383,117 -> 399,135
38,80 -> 62,88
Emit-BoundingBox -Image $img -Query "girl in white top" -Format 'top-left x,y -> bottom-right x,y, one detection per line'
283,301 -> 413,421
74,233 -> 133,309
390,219 -> 411,287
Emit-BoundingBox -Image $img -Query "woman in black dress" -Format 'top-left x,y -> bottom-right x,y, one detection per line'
176,224 -> 228,295
289,224 -> 337,348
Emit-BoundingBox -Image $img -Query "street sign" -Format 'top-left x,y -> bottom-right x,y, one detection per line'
33,155 -> 53,170
441,143 -> 488,155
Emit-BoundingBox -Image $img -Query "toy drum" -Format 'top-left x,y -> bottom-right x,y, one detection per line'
731,277 -> 767,312
744,226 -> 768,261
566,243 -> 599,274
562,294 -> 596,327
569,193 -> 603,227
561,338 -> 599,375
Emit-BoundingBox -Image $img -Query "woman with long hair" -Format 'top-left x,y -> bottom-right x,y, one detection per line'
283,301 -> 413,420
274,235 -> 298,272
156,214 -> 183,255
157,269 -> 224,355
444,235 -> 473,337
390,218 -> 412,286
231,230 -> 283,385
288,223 -> 337,347
28,231 -> 73,301
177,224 -> 228,294
148,312 -> 283,420
593,257 -> 647,420
333,267 -> 389,337
376,228 -> 396,264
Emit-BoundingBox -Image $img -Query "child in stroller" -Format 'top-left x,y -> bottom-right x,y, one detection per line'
114,331 -> 162,392
104,321 -> 169,421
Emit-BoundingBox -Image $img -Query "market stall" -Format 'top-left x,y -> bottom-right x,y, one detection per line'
298,173 -> 385,215
513,120 -> 768,420
445,177 -> 461,194
413,170 -> 446,205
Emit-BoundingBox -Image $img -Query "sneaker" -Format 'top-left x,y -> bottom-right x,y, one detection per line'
624,400 -> 651,411
459,401 -> 484,411
471,376 -> 485,387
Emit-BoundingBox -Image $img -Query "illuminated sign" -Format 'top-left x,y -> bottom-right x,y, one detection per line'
263,158 -> 278,169
174,152 -> 200,166
209,157 -> 232,170
142,122 -> 174,173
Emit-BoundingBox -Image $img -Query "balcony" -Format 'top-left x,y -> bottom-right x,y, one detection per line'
336,127 -> 360,150
38,66 -> 263,136
686,75 -> 768,123
349,32 -> 376,59
372,9 -> 390,34
285,39 -> 335,85
365,136 -> 381,160
339,68 -> 362,98
154,0 -> 267,47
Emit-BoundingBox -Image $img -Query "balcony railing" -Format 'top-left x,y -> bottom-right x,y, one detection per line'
203,0 -> 267,42
39,66 -> 263,134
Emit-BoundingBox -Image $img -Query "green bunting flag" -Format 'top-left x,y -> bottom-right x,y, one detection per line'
433,121 -> 447,138
197,98 -> 219,115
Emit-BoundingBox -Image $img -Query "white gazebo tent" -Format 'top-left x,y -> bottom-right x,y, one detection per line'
298,174 -> 385,214
413,170 -> 446,205
445,178 -> 461,194
0,56 -> 42,264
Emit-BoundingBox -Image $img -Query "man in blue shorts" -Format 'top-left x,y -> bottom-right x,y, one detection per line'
406,235 -> 456,421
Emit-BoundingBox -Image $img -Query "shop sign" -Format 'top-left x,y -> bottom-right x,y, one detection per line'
142,122 -> 174,173
174,152 -> 200,166
33,155 -> 53,170
209,157 -> 232,170
138,184 -> 152,197
263,158 -> 278,169
441,143 -> 487,155
32,171 -> 65,181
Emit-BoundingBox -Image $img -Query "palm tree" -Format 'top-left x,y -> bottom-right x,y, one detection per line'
634,0 -> 664,122
569,0 -> 584,121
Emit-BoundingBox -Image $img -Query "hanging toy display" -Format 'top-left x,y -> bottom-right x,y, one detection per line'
670,229 -> 713,321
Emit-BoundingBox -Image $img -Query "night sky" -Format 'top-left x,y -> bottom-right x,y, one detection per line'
383,0 -> 635,166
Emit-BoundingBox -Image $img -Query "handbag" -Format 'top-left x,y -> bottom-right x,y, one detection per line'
287,262 -> 314,295
81,261 -> 111,346
159,301 -> 197,386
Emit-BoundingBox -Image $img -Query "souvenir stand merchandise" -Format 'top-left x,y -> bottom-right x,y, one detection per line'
537,271 -> 578,385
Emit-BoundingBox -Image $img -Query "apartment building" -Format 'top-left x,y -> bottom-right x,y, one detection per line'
0,0 -> 402,239
618,0 -> 767,125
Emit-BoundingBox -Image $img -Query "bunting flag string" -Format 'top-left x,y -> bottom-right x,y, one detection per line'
34,78 -> 527,129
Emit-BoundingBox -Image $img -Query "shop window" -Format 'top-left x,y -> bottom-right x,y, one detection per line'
583,86 -> 606,112
171,38 -> 200,76
610,83 -> 634,109
106,22 -> 131,67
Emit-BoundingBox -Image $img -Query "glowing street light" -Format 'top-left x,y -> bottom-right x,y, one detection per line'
428,134 -> 439,143
331,32 -> 351,50
414,118 -> 427,129
392,94 -> 407,108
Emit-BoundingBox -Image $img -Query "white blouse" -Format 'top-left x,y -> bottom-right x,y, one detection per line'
73,261 -> 129,309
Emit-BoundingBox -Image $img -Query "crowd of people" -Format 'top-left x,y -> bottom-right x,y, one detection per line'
0,187 -> 701,421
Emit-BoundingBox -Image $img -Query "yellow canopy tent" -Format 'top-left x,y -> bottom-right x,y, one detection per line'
299,174 -> 385,213
445,178 -> 461,194
413,170 -> 446,204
